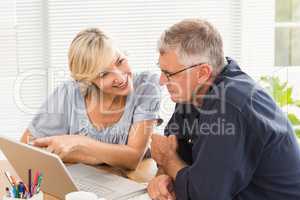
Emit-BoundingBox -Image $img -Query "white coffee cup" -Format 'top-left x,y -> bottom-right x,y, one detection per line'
65,191 -> 98,200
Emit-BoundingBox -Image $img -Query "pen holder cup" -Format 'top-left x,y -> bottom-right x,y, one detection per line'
3,191 -> 43,200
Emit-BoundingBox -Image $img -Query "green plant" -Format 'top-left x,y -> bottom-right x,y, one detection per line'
260,76 -> 300,138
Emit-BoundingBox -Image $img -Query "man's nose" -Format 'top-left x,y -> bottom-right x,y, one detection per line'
159,73 -> 168,86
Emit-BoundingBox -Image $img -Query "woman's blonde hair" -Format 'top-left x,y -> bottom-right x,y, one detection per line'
68,28 -> 115,83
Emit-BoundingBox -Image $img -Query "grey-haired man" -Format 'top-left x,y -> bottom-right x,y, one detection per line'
149,18 -> 300,200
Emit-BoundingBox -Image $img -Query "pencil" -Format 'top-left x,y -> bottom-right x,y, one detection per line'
3,171 -> 14,186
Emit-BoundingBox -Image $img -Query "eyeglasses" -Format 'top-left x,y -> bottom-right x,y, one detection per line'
159,62 -> 206,81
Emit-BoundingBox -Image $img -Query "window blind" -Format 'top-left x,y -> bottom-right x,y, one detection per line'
0,0 -> 17,158
46,0 -> 242,90
46,0 -> 242,133
0,0 -> 47,143
0,1 -> 21,144
15,0 -> 48,140
1,0 -> 243,140
240,0 -> 275,69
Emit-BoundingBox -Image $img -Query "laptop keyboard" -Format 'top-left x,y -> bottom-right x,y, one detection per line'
74,177 -> 150,200
127,193 -> 151,200
74,177 -> 113,197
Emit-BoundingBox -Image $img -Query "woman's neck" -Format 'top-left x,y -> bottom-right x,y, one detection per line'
86,88 -> 125,113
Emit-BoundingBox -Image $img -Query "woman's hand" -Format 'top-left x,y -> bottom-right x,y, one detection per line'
32,135 -> 99,164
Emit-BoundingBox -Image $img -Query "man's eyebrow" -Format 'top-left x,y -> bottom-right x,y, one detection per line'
161,69 -> 171,74
157,62 -> 172,74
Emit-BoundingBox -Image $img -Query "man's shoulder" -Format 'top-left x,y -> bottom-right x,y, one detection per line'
208,67 -> 265,114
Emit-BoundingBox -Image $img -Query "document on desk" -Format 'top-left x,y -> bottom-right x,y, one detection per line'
67,164 -> 148,200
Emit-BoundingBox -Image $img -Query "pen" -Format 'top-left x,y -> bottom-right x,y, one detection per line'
29,169 -> 32,197
16,184 -> 20,198
12,185 -> 17,198
18,182 -> 25,198
33,171 -> 40,194
36,173 -> 43,193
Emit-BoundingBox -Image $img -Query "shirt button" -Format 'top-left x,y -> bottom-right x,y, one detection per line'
188,139 -> 192,144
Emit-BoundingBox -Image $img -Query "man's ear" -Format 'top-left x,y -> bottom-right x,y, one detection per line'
197,64 -> 213,84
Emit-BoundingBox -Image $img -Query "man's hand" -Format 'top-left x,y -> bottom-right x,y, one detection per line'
151,134 -> 188,180
32,135 -> 91,161
147,175 -> 176,200
151,134 -> 178,167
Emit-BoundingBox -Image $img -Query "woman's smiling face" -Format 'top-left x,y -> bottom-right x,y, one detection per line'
92,52 -> 133,96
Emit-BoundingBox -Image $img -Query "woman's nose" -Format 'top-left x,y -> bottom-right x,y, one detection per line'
122,63 -> 132,74
113,71 -> 127,83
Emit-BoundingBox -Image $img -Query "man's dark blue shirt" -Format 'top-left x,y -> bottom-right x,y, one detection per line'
165,57 -> 300,200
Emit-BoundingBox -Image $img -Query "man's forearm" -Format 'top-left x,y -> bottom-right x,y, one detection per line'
163,153 -> 188,180
156,166 -> 166,176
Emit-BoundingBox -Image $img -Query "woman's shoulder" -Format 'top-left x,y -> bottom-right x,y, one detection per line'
48,79 -> 82,102
133,71 -> 159,83
53,79 -> 80,93
133,71 -> 161,95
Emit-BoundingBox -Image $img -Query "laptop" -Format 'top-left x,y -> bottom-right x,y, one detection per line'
0,136 -> 147,200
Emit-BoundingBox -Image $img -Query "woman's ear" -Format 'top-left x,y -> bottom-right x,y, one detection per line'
197,64 -> 213,84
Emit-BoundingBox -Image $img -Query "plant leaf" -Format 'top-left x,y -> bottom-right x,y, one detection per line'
295,100 -> 300,107
288,113 -> 300,125
295,129 -> 300,139
277,87 -> 293,107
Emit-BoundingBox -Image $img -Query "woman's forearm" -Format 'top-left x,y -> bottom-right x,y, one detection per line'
79,138 -> 145,170
78,120 -> 155,169
63,150 -> 104,165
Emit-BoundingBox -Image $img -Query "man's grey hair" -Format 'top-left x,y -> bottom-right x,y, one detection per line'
158,18 -> 224,71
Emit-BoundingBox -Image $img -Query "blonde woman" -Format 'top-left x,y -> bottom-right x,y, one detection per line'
21,28 -> 161,170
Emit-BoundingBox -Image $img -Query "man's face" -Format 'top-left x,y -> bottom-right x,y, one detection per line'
158,51 -> 202,103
